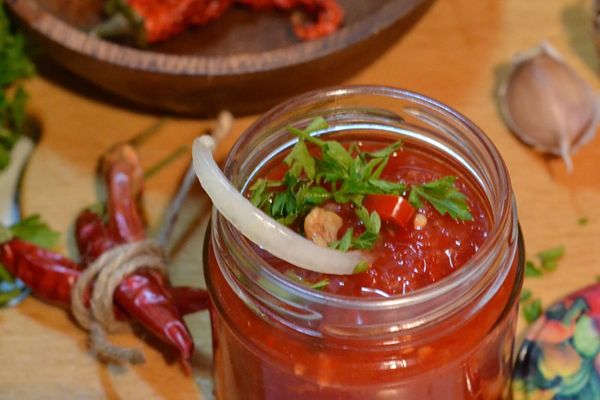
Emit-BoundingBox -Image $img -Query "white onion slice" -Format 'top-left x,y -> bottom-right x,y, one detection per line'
192,135 -> 367,275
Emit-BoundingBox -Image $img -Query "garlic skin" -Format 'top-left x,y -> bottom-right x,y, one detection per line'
498,42 -> 599,172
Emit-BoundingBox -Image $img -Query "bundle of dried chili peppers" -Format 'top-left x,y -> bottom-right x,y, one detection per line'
95,0 -> 343,45
0,143 -> 209,368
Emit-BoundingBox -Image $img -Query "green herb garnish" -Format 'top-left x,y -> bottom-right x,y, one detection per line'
285,270 -> 330,290
0,214 -> 60,249
0,215 -> 59,308
524,260 -> 543,277
523,245 -> 565,277
519,288 -> 532,303
537,245 -> 565,272
352,260 -> 370,274
249,117 -> 473,250
0,2 -> 34,171
408,176 -> 473,221
329,206 -> 381,252
522,298 -> 543,324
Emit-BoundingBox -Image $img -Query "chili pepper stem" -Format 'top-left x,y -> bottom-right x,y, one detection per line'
89,14 -> 132,40
144,145 -> 189,180
129,118 -> 168,148
96,0 -> 147,46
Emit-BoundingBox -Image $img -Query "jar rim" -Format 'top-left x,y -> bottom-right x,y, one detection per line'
218,85 -> 515,317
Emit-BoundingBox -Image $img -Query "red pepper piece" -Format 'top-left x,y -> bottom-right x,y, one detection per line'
364,194 -> 416,228
0,239 -> 82,307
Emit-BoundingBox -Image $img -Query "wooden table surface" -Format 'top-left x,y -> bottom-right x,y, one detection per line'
2,0 -> 600,398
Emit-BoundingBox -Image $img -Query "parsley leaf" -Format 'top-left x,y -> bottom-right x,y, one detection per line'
0,214 -> 60,249
353,261 -> 370,274
0,3 -> 34,172
0,214 -> 58,308
524,260 -> 543,277
284,270 -> 330,290
409,176 -> 473,221
284,139 -> 315,179
309,278 -> 330,290
0,5 -> 35,87
519,288 -> 532,303
365,141 -> 402,159
523,246 -> 565,277
305,116 -> 328,133
263,173 -> 331,225
249,178 -> 282,209
522,298 -> 543,324
330,228 -> 353,252
331,206 -> 381,251
351,206 -> 380,249
537,246 -> 564,272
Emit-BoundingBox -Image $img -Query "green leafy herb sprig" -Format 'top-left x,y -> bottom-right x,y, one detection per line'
524,246 -> 565,278
409,177 -> 473,221
0,215 -> 60,307
330,206 -> 380,251
519,288 -> 543,324
520,245 -> 566,324
285,270 -> 329,290
249,117 -> 473,252
0,1 -> 35,171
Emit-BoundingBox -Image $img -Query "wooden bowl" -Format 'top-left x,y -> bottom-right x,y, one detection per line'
7,0 -> 430,115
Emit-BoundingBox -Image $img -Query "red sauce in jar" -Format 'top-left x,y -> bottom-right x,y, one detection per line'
252,139 -> 490,296
207,134 -> 521,400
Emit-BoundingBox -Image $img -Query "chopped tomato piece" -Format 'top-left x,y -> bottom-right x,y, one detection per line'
364,194 -> 416,228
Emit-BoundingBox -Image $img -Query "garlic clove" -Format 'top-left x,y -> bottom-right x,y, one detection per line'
498,42 -> 599,172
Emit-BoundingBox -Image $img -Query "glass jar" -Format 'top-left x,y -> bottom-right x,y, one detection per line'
204,86 -> 524,399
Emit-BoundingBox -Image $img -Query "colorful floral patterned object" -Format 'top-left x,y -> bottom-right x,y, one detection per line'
513,283 -> 600,399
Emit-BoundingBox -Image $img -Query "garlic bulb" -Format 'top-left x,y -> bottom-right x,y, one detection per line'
498,42 -> 599,172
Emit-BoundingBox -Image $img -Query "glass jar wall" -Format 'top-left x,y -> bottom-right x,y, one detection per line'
203,86 -> 524,400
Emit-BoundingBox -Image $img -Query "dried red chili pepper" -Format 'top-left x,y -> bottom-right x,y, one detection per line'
0,216 -> 207,315
77,209 -> 209,316
185,0 -> 234,26
288,0 -> 344,41
169,286 -> 210,315
99,0 -> 232,44
238,0 -> 344,40
96,144 -> 197,362
0,239 -> 81,307
96,0 -> 342,44
75,208 -> 202,363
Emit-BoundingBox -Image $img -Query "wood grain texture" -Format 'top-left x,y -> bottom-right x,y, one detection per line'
3,0 -> 600,399
6,0 -> 428,115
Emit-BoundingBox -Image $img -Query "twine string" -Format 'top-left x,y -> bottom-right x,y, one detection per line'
71,240 -> 166,364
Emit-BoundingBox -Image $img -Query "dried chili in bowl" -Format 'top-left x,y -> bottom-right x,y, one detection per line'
95,0 -> 343,44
